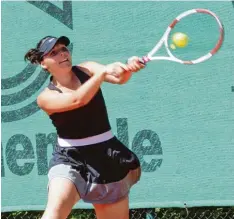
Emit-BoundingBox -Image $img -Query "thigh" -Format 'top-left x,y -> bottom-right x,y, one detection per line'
44,177 -> 80,219
93,196 -> 129,219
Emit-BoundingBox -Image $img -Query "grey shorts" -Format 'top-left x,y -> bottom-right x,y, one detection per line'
48,164 -> 141,204
48,136 -> 141,204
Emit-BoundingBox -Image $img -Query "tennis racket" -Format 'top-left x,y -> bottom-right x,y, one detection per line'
140,8 -> 224,65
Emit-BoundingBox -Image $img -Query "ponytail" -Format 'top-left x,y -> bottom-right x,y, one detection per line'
24,48 -> 43,64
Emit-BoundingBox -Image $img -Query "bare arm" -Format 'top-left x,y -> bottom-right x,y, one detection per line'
78,61 -> 128,84
37,71 -> 106,114
78,57 -> 145,85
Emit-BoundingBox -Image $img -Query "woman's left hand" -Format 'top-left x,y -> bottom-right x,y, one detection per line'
126,56 -> 145,73
116,56 -> 145,84
104,56 -> 145,84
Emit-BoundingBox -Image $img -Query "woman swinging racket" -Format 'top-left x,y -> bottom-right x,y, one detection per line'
24,36 -> 145,219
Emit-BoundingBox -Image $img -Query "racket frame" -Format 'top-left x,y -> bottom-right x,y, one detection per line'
141,9 -> 224,65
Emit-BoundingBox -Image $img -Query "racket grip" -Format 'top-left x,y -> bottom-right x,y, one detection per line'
127,56 -> 148,65
139,58 -> 146,65
140,56 -> 150,65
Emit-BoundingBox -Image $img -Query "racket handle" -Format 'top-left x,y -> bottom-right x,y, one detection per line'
140,56 -> 151,65
127,56 -> 148,65
139,58 -> 146,65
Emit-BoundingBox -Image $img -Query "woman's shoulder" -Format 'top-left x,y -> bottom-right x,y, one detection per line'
75,62 -> 94,77
76,61 -> 105,76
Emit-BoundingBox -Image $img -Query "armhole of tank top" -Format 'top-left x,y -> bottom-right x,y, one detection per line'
48,82 -> 63,93
74,65 -> 91,82
76,65 -> 92,77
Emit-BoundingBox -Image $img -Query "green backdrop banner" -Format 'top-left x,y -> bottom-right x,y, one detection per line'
1,1 -> 234,212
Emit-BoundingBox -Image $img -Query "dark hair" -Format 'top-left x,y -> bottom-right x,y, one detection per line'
24,36 -> 53,64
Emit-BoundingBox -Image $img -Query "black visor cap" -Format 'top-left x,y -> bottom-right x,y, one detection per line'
39,36 -> 70,57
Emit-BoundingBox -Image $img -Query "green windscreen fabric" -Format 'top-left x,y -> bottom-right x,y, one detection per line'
1,1 -> 234,212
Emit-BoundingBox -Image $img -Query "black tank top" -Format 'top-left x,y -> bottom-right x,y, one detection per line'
48,66 -> 111,139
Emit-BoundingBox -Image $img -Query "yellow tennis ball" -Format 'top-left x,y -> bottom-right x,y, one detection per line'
172,32 -> 189,48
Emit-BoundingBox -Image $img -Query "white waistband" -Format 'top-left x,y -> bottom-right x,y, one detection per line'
57,130 -> 114,147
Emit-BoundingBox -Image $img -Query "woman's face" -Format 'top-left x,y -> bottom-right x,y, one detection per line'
41,43 -> 72,73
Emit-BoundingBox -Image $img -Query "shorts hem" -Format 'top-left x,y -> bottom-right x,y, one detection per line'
83,191 -> 130,205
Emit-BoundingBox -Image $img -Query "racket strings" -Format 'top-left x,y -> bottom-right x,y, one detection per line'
168,13 -> 220,61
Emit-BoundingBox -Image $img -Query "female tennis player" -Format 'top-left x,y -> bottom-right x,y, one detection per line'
24,36 -> 145,219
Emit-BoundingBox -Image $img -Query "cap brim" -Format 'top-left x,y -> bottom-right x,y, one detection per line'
42,36 -> 70,56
